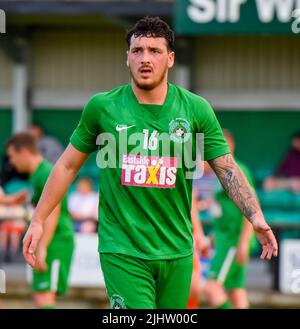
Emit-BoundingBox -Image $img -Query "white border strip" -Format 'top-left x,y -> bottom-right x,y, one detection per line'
31,89 -> 300,111
1,89 -> 300,111
198,90 -> 300,111
217,247 -> 237,284
32,90 -> 106,109
51,260 -> 60,293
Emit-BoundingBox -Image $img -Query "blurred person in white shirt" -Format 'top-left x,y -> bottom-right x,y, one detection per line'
68,177 -> 98,233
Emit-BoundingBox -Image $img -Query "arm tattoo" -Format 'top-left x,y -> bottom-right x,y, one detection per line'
208,154 -> 262,223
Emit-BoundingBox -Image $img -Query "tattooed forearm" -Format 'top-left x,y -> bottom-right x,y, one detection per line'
208,154 -> 263,223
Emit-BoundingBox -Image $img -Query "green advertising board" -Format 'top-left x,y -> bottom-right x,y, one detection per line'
174,0 -> 300,35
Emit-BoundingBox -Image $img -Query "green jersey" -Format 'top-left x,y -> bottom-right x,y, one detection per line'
70,83 -> 230,260
30,160 -> 74,243
213,160 -> 255,240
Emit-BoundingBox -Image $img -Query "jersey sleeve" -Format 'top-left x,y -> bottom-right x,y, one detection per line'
70,94 -> 101,153
195,97 -> 230,161
31,183 -> 42,206
30,171 -> 49,206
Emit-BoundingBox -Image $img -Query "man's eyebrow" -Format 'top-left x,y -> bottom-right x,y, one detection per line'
131,46 -> 163,49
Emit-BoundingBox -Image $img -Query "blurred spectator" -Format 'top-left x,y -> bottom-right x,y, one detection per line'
264,131 -> 300,193
0,186 -> 28,263
28,124 -> 64,164
68,177 -> 98,233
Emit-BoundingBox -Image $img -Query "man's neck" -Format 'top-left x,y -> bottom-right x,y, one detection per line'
28,155 -> 44,175
131,81 -> 168,105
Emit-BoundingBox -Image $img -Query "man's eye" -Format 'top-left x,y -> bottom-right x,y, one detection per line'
152,49 -> 159,53
133,49 -> 140,53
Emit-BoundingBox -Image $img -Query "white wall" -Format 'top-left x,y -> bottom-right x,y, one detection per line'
194,35 -> 300,110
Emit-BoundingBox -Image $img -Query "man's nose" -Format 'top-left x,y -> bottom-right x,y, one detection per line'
140,52 -> 151,64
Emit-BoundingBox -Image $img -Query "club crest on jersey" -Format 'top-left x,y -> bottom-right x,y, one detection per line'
169,118 -> 191,143
110,294 -> 126,309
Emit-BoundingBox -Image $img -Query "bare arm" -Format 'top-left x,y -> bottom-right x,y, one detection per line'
0,190 -> 28,206
23,144 -> 89,267
191,192 -> 205,238
0,193 -> 14,205
208,153 -> 278,260
191,192 -> 210,257
240,218 -> 253,245
34,204 -> 61,272
38,204 -> 61,249
208,154 -> 261,222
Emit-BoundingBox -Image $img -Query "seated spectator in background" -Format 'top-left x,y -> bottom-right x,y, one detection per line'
68,177 -> 99,233
264,131 -> 300,193
28,124 -> 64,164
0,186 -> 28,263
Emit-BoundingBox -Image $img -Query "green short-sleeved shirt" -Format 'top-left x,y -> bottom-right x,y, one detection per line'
70,83 -> 230,260
29,160 -> 74,243
213,160 -> 255,241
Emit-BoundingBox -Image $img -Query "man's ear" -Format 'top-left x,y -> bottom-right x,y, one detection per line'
168,51 -> 175,69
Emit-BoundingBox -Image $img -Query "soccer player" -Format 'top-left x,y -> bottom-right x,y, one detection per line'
6,133 -> 74,309
22,17 -> 277,309
205,129 -> 255,309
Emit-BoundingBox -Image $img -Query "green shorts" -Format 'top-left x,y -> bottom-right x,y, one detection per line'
208,235 -> 247,290
100,253 -> 193,309
33,237 -> 74,295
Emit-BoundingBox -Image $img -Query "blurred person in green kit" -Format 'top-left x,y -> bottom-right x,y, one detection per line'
6,133 -> 74,309
205,129 -> 256,309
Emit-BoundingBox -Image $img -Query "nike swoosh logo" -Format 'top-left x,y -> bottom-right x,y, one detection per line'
116,124 -> 136,132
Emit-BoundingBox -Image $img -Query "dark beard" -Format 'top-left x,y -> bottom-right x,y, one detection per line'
130,69 -> 168,91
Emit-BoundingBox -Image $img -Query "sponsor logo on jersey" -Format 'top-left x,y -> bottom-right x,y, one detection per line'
110,294 -> 127,309
169,118 -> 191,143
121,154 -> 177,188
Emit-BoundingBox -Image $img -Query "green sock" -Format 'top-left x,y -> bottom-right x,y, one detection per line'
40,305 -> 56,309
217,301 -> 232,309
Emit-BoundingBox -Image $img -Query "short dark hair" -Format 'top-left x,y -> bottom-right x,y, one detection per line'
126,16 -> 175,51
6,132 -> 39,154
